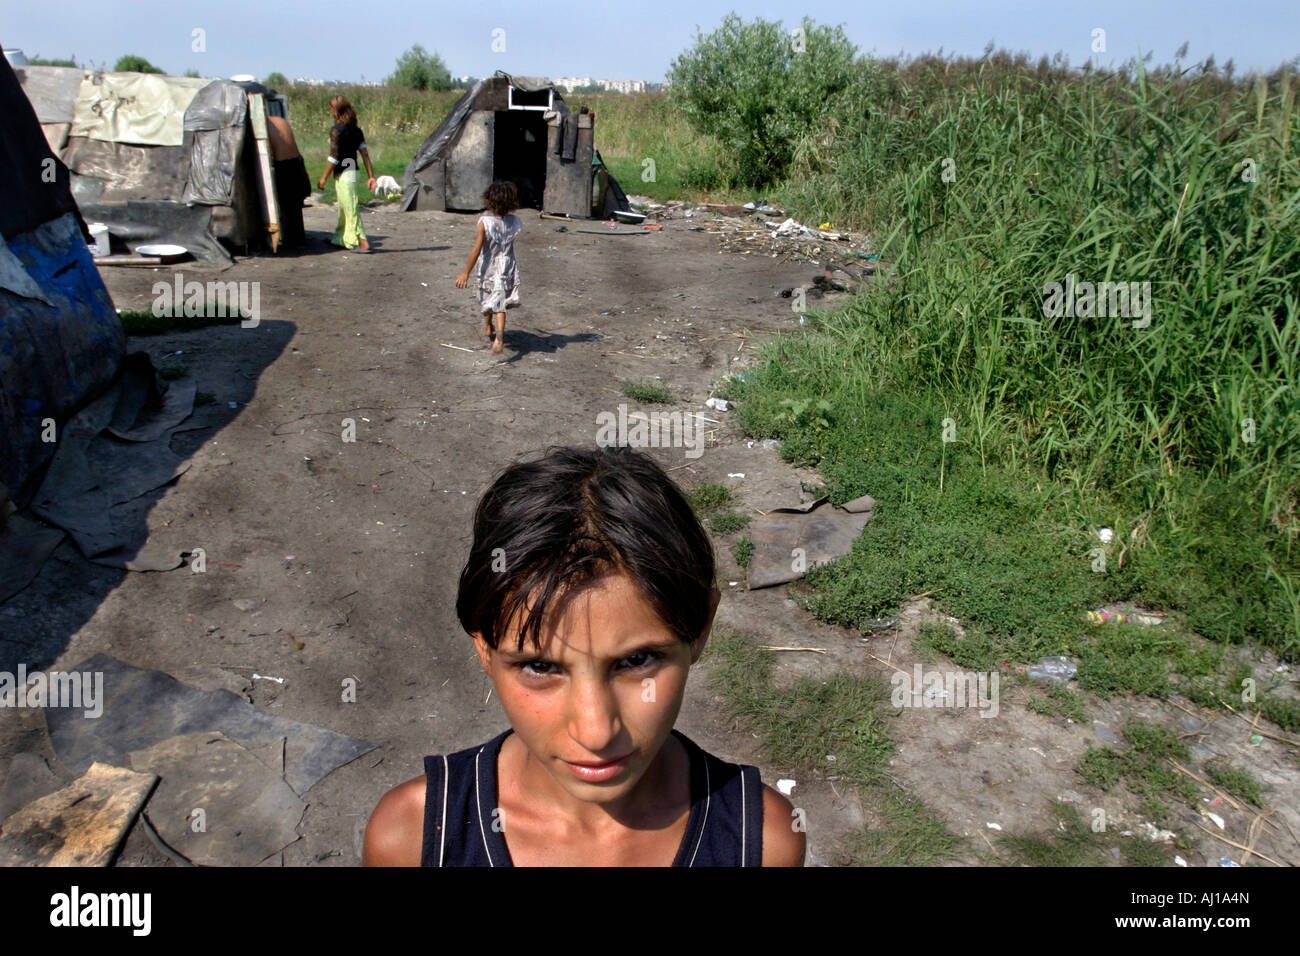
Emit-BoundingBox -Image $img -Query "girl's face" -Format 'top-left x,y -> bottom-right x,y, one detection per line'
473,572 -> 716,806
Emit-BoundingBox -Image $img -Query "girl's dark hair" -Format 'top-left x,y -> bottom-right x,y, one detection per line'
329,95 -> 357,127
457,446 -> 716,652
483,180 -> 519,217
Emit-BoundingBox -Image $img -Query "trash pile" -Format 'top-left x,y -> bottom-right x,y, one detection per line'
624,194 -> 877,268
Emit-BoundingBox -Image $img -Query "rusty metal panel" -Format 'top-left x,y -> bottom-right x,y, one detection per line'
446,110 -> 493,210
544,113 -> 594,218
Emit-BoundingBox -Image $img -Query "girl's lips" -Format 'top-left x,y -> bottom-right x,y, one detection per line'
563,754 -> 632,782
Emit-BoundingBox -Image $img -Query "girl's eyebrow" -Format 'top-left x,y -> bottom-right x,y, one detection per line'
501,635 -> 679,661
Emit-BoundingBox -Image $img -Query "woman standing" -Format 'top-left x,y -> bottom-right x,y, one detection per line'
317,95 -> 378,252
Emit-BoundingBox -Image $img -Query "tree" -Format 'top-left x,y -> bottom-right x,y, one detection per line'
388,44 -> 451,91
183,69 -> 201,78
28,55 -> 78,67
114,54 -> 164,74
265,71 -> 289,88
667,13 -> 859,187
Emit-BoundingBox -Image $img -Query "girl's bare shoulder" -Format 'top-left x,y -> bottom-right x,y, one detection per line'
760,783 -> 806,866
363,774 -> 426,866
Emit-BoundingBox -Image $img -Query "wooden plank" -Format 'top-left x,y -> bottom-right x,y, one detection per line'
247,93 -> 281,253
0,762 -> 157,866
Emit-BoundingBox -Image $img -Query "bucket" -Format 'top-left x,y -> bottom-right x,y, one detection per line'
87,223 -> 110,257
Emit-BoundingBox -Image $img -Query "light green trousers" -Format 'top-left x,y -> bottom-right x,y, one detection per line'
332,168 -> 367,248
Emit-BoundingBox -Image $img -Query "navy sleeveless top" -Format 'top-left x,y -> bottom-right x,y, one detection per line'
420,728 -> 765,866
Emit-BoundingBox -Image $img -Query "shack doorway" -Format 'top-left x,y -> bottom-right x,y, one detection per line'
492,110 -> 549,210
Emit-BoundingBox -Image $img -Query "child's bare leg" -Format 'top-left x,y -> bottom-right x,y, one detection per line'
483,311 -> 493,340
492,313 -> 505,353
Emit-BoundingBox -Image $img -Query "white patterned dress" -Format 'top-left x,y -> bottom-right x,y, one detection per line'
477,214 -> 522,314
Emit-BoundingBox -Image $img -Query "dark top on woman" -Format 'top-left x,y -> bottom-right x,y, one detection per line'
328,122 -> 367,175
420,728 -> 765,866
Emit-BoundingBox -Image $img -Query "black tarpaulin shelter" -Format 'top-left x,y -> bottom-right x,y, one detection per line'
0,54 -> 122,508
402,71 -> 630,218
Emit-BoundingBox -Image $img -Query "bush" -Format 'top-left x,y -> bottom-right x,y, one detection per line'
389,45 -> 452,92
114,54 -> 164,74
667,13 -> 860,187
265,72 -> 289,88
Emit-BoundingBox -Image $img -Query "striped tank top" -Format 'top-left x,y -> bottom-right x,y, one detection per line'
420,728 -> 764,866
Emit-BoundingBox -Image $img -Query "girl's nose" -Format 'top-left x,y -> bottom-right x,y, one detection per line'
566,677 -> 623,756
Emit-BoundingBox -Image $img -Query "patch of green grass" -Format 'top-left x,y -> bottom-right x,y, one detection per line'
1000,803 -> 1106,867
706,633 -> 893,787
119,308 -> 247,336
1203,760 -> 1264,807
849,786 -> 965,866
620,381 -> 673,404
1258,695 -> 1300,734
1075,719 -> 1198,823
709,510 -> 750,535
703,631 -> 965,865
1025,683 -> 1088,723
157,363 -> 191,380
731,537 -> 753,568
687,482 -> 734,517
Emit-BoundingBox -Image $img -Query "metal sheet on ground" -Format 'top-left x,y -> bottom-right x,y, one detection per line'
128,732 -> 305,866
45,654 -> 377,796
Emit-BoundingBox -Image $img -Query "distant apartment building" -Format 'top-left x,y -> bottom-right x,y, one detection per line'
554,77 -> 655,93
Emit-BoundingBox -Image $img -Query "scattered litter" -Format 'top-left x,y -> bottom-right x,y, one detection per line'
228,401 -> 238,409
421,282 -> 428,287
1250,733 -> 1263,745
1098,527 -> 1114,543
705,397 -> 729,411
747,497 -> 872,589
1087,609 -> 1128,625
825,755 -> 836,763
1218,857 -> 1242,867
1134,614 -> 1164,626
1094,721 -> 1121,744
1136,822 -> 1177,842
1206,812 -> 1225,830
1175,855 -> 1188,867
1027,656 -> 1078,683
776,779 -> 796,796
986,822 -> 1002,831
727,472 -> 745,478
252,673 -> 285,684
232,598 -> 258,612
1057,790 -> 1085,804
728,581 -> 738,587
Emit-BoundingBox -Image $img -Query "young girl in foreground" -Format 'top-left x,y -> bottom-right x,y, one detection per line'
455,180 -> 521,354
364,446 -> 805,866
317,95 -> 377,252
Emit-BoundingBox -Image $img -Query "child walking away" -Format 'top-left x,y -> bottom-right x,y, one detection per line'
318,95 -> 377,252
362,445 -> 807,867
455,181 -> 521,354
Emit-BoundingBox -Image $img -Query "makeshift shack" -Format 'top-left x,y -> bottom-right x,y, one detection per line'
0,55 -> 121,509
15,66 -> 281,263
402,71 -> 630,218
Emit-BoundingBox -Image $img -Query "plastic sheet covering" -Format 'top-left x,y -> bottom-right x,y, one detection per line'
69,71 -> 207,147
14,65 -> 83,124
61,136 -> 189,202
181,80 -> 247,205
401,80 -> 485,209
0,213 -> 123,505
1,58 -> 80,240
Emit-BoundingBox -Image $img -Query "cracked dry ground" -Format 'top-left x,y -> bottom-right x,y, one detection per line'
2,203 -> 1295,867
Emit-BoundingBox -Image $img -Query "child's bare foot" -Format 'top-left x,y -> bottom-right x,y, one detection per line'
491,336 -> 504,354
359,237 -> 371,251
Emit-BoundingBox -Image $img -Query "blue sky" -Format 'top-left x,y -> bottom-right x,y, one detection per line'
6,0 -> 1297,82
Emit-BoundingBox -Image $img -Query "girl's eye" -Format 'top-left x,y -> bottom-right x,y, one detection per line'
519,660 -> 556,677
622,651 -> 660,670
